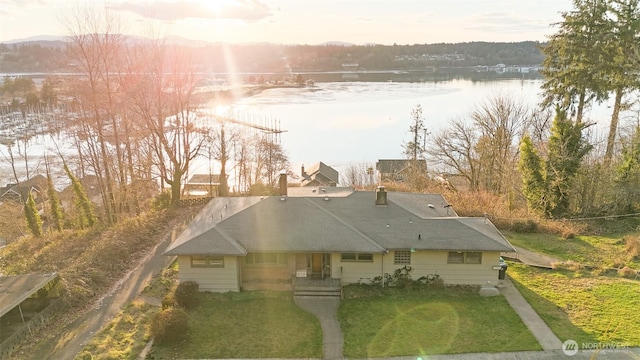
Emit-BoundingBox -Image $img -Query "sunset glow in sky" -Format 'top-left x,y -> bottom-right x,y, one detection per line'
1,0 -> 574,44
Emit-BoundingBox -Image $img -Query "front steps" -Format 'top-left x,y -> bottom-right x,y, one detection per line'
293,278 -> 342,298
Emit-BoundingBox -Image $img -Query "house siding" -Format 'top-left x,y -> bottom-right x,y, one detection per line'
331,253 -> 384,284
177,255 -> 240,292
383,250 -> 502,285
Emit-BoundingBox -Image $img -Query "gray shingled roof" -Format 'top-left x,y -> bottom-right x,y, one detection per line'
187,174 -> 221,185
164,190 -> 515,256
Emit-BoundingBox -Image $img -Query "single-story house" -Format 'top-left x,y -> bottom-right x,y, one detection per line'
164,181 -> 515,292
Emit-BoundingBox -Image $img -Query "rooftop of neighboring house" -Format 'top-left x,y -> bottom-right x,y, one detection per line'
0,174 -> 48,203
376,159 -> 427,174
187,174 -> 221,185
300,162 -> 339,187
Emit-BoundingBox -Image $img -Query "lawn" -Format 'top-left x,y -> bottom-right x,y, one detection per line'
149,291 -> 323,359
338,285 -> 541,358
508,262 -> 640,346
503,231 -> 640,269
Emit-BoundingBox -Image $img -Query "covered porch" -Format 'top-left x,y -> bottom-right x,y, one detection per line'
240,252 -> 337,292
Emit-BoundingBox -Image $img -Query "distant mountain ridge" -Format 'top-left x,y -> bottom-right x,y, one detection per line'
1,34 -> 215,47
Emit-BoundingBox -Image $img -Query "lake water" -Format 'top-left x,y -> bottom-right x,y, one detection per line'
0,78 -> 622,187
228,79 -> 615,171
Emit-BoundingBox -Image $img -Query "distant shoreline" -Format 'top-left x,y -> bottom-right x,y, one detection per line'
200,83 -> 307,105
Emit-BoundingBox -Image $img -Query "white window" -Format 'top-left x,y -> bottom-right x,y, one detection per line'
447,251 -> 482,264
341,253 -> 373,262
191,255 -> 224,268
245,252 -> 288,265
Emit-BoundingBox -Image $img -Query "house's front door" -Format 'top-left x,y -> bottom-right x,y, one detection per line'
310,253 -> 331,279
312,253 -> 323,275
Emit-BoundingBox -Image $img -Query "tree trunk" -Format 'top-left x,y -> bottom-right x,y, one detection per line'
170,169 -> 184,205
604,88 -> 623,165
576,90 -> 586,124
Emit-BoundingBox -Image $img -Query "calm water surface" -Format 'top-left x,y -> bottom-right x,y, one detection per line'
0,79 -> 617,186
229,79 -> 612,169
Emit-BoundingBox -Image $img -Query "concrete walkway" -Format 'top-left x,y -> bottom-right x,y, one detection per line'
378,348 -> 640,359
293,296 -> 343,360
498,277 -> 563,351
510,245 -> 562,269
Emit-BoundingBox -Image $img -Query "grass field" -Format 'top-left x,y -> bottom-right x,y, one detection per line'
503,231 -> 640,270
508,262 -> 640,346
338,285 -> 541,358
149,291 -> 323,359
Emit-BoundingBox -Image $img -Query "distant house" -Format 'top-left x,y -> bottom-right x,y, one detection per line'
183,174 -> 221,199
300,162 -> 339,187
164,181 -> 515,293
376,159 -> 427,183
0,174 -> 48,205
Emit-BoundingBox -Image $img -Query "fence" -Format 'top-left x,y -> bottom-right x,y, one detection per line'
0,299 -> 64,359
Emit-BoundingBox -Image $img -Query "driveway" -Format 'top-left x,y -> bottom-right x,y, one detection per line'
29,232 -> 175,360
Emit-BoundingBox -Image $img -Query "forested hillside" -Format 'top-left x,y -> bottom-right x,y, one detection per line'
0,39 -> 544,73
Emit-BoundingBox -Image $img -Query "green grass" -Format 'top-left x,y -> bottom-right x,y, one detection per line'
508,262 -> 640,346
76,262 -> 180,360
504,231 -> 640,269
149,291 -> 323,359
338,285 -> 541,358
76,300 -> 158,360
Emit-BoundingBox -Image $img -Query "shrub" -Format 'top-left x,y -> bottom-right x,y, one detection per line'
174,281 -> 199,309
151,307 -> 189,344
551,260 -> 582,271
618,266 -> 639,279
510,219 -> 538,233
162,294 -> 175,310
626,236 -> 640,260
151,191 -> 172,211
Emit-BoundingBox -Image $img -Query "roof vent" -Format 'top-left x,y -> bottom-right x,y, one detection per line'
375,186 -> 387,206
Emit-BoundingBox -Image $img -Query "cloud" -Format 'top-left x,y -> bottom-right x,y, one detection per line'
109,0 -> 272,22
464,11 -> 550,34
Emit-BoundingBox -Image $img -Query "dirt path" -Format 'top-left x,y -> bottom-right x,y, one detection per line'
30,232 -> 175,360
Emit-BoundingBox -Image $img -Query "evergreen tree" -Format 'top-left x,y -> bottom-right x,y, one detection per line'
518,108 -> 592,218
64,164 -> 97,228
24,192 -> 43,237
40,78 -> 57,106
540,0 -> 610,124
518,134 -> 547,215
615,125 -> 640,210
46,173 -> 64,232
603,0 -> 640,163
545,107 -> 593,217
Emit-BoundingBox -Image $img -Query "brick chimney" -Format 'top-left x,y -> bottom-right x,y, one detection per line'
279,173 -> 287,196
375,186 -> 387,205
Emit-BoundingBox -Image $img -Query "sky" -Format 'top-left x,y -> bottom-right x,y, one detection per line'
0,0 -> 575,45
